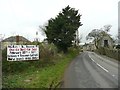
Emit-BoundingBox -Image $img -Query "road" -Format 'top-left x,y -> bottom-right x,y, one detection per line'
62,51 -> 119,88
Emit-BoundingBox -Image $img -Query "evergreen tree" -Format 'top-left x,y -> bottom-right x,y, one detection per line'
44,5 -> 82,53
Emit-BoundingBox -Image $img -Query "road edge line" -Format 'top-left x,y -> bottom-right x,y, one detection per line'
88,54 -> 109,73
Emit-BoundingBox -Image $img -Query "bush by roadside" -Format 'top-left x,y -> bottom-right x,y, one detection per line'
2,43 -> 58,74
95,47 -> 120,61
2,44 -> 80,88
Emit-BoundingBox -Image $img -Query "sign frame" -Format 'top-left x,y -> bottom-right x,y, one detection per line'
7,45 -> 39,61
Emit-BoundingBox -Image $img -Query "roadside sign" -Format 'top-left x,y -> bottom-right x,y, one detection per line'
7,45 -> 39,61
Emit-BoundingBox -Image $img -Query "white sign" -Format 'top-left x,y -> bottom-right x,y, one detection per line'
7,45 -> 39,61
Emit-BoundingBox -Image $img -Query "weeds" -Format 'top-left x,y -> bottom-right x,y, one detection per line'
2,43 -> 79,88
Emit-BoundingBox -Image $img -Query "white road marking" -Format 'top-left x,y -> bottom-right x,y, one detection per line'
89,55 -> 95,62
91,58 -> 95,62
96,63 -> 109,72
112,75 -> 115,77
89,54 -> 117,79
89,54 -> 109,72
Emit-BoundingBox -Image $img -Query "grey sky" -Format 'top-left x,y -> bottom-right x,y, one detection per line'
0,0 -> 119,43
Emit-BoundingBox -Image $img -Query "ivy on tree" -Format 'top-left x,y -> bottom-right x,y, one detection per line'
44,5 -> 82,53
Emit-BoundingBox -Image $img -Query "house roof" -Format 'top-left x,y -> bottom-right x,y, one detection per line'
2,35 -> 30,42
91,34 -> 113,43
101,34 -> 112,40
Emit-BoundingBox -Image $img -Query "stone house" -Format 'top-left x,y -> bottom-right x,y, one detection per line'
83,34 -> 113,51
97,34 -> 114,49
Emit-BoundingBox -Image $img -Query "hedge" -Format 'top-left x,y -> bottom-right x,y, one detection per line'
95,47 -> 120,61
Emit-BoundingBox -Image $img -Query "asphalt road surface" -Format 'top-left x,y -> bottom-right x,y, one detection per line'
62,51 -> 119,88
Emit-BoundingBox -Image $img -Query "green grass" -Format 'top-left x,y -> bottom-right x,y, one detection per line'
2,49 -> 79,88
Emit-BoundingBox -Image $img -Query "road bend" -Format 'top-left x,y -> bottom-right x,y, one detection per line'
62,51 -> 118,88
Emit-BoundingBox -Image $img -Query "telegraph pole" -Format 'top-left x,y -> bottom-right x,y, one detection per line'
76,30 -> 79,46
118,2 -> 120,89
75,29 -> 80,47
118,1 -> 120,45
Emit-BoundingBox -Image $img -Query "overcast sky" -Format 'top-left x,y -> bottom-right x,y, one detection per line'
0,0 -> 119,43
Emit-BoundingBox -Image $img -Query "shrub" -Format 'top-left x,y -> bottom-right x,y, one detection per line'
95,47 -> 120,61
39,43 -> 58,61
2,43 -> 59,74
97,47 -> 106,55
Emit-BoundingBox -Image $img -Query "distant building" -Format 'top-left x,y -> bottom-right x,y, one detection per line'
83,34 -> 114,51
1,35 -> 30,50
82,42 -> 96,51
97,34 -> 114,49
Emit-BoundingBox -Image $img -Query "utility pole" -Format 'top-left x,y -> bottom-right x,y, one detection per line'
118,1 -> 120,45
76,30 -> 79,46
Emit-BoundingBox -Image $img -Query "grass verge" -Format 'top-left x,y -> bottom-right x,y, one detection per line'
2,48 -> 79,88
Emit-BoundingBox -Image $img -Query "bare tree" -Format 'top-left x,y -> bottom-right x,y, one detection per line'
86,25 -> 112,49
39,23 -> 48,37
103,24 -> 112,32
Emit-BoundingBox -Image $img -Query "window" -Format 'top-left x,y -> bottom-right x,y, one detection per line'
104,40 -> 108,47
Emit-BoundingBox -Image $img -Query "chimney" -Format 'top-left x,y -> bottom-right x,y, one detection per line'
16,35 -> 19,44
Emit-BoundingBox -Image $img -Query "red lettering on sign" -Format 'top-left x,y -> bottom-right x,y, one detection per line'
32,48 -> 37,51
9,48 -> 14,51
